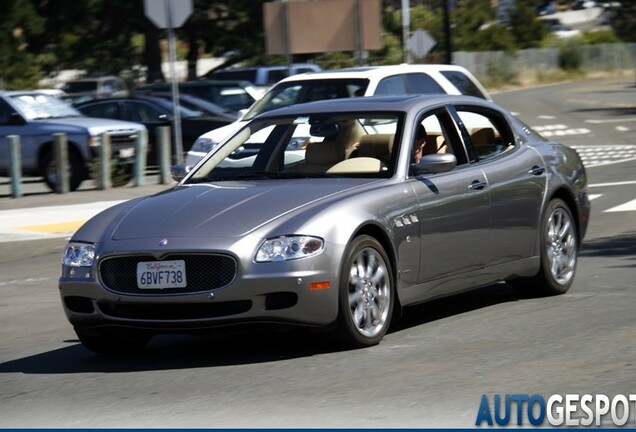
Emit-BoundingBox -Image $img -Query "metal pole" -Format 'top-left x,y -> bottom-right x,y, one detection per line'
402,0 -> 411,64
165,0 -> 183,164
158,126 -> 172,185
134,129 -> 148,187
8,135 -> 22,198
53,133 -> 69,194
99,132 -> 112,190
443,0 -> 452,64
282,0 -> 293,70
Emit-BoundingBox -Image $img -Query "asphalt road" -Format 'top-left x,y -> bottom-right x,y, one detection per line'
0,77 -> 634,428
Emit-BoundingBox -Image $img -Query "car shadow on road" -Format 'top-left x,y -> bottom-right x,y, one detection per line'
0,283 -> 528,374
580,232 -> 636,262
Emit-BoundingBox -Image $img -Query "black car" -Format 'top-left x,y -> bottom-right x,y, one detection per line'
76,95 -> 236,165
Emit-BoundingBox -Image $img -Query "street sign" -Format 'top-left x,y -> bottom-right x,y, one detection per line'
144,0 -> 192,29
408,29 -> 436,58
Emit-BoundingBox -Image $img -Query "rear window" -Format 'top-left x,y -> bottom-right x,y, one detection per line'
405,73 -> 445,94
243,78 -> 369,121
440,71 -> 487,99
211,70 -> 258,83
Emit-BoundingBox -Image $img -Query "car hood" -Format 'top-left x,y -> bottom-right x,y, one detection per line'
110,179 -> 375,240
40,117 -> 145,135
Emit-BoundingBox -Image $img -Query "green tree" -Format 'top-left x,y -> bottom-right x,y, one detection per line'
0,0 -> 44,89
508,0 -> 546,49
610,0 -> 636,42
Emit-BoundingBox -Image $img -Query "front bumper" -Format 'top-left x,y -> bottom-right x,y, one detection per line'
59,237 -> 344,333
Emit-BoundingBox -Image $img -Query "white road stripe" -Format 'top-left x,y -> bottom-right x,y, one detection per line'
589,180 -> 636,188
588,194 -> 603,201
585,117 -> 636,124
605,199 -> 636,213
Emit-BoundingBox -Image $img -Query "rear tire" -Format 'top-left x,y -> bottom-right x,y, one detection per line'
335,235 -> 394,348
75,327 -> 151,355
512,198 -> 578,296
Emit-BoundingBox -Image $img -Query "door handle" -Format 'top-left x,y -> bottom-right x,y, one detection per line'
528,165 -> 545,176
468,179 -> 488,190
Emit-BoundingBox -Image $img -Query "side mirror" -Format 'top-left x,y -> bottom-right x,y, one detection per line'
170,164 -> 192,182
413,153 -> 457,175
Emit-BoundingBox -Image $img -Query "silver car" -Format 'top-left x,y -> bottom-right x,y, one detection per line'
59,95 -> 590,354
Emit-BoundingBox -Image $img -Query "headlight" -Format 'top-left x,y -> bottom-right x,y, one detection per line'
88,135 -> 101,148
191,137 -> 217,153
63,242 -> 96,267
255,236 -> 324,262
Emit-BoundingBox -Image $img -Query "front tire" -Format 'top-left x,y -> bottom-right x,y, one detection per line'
335,235 -> 394,348
41,149 -> 86,192
514,198 -> 578,296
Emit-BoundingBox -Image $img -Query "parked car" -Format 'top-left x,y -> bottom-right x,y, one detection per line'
76,95 -> 236,165
135,80 -> 260,114
185,64 -> 492,166
206,63 -> 323,93
0,91 -> 146,191
541,18 -> 582,37
61,75 -> 129,105
59,94 -> 589,354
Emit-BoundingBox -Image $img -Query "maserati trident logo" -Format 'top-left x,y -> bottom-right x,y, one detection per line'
159,239 -> 168,246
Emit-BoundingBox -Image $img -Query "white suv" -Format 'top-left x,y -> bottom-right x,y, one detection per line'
185,64 -> 490,166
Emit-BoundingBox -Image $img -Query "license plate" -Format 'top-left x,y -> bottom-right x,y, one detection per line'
136,260 -> 187,289
119,147 -> 135,158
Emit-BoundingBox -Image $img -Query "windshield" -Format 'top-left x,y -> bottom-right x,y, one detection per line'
185,111 -> 402,183
9,93 -> 82,120
242,79 -> 369,121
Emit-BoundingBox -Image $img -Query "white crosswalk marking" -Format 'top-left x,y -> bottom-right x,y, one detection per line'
571,145 -> 636,168
588,194 -> 603,201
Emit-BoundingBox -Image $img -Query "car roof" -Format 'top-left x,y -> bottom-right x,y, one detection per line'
279,64 -> 478,83
254,94 -> 495,118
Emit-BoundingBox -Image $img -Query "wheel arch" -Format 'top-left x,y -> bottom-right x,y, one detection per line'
351,222 -> 402,316
548,187 -> 581,247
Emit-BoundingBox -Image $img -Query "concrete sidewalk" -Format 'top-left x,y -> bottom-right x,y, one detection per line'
0,175 -> 174,242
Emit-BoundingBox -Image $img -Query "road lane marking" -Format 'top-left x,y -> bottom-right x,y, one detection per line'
571,145 -> 636,168
605,199 -> 636,213
588,194 -> 603,200
0,200 -> 123,243
585,117 -> 636,124
589,180 -> 636,188
16,221 -> 87,234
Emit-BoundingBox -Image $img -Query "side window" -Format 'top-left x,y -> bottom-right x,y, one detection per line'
455,107 -> 515,162
441,71 -> 487,99
411,108 -> 467,170
80,102 -> 120,119
125,102 -> 164,122
374,75 -> 407,95
405,73 -> 445,94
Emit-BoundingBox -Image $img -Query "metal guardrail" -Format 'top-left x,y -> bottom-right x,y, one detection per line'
5,127 -> 174,197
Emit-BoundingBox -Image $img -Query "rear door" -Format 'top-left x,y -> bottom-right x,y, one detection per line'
451,104 -> 546,268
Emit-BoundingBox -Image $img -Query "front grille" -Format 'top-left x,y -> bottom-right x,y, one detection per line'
99,253 -> 237,295
109,133 -> 138,153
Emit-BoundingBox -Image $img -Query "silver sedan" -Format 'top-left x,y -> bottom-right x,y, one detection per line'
59,95 -> 590,354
